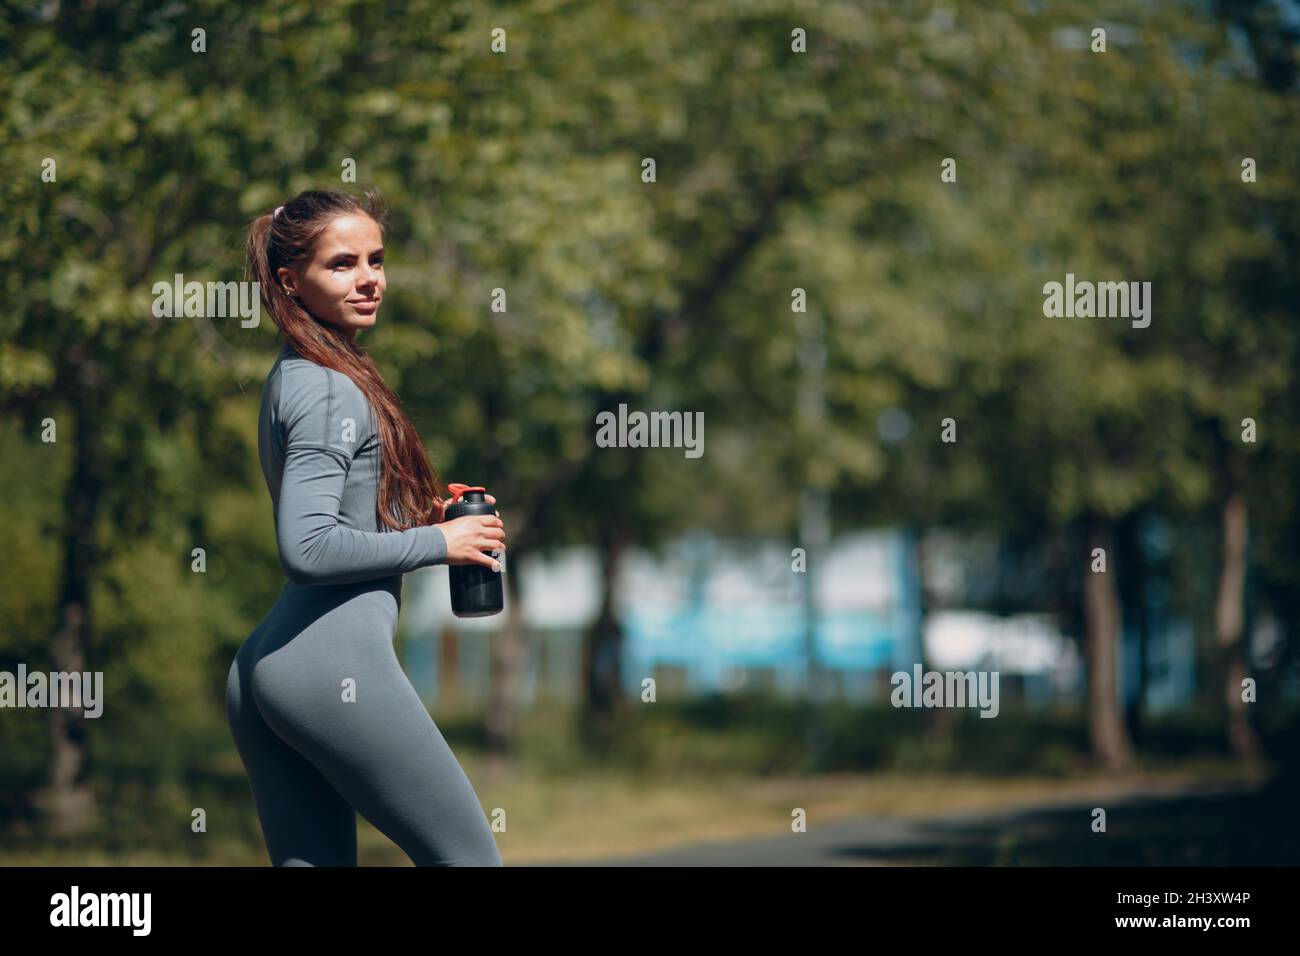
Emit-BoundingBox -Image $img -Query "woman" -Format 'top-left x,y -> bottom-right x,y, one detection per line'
225,188 -> 506,866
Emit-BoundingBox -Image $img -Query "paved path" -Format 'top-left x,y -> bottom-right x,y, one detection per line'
526,778 -> 1282,866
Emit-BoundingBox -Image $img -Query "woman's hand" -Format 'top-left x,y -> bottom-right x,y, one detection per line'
438,493 -> 506,571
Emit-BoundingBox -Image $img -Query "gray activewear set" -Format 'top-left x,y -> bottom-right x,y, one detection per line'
225,341 -> 501,866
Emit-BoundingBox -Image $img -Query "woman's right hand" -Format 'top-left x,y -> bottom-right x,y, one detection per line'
439,513 -> 507,571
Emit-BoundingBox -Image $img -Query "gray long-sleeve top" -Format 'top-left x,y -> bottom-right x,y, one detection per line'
258,342 -> 448,586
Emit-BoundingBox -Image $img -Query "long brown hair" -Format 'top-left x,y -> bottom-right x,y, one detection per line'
246,187 -> 445,529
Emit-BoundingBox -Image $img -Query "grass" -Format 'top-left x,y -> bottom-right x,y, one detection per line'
0,695 -> 1289,866
0,759 -> 1261,865
420,755 -> 1265,866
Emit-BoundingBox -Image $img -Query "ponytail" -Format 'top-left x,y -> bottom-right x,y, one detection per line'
245,188 -> 446,529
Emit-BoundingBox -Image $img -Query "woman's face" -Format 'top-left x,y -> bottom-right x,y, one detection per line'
278,214 -> 386,340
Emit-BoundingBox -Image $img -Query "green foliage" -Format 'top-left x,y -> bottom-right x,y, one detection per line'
2,0 -> 1298,846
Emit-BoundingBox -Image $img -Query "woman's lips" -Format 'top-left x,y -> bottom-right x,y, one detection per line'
349,299 -> 380,314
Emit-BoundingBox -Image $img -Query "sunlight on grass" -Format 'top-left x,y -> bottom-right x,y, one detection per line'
357,756 -> 1259,866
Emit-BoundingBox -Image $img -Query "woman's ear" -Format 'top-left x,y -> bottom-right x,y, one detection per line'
276,266 -> 297,297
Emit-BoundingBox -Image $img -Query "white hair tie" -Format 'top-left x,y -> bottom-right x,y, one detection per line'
273,205 -> 284,219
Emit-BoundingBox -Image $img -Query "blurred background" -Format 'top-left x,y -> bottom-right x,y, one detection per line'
3,0 -> 1300,865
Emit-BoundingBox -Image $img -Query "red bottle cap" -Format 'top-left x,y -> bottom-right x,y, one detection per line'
447,483 -> 487,502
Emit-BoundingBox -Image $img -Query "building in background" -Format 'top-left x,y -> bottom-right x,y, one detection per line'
401,525 -> 1199,712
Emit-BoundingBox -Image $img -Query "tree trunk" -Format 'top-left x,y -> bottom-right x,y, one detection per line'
1083,515 -> 1133,771
1215,483 -> 1262,762
1116,511 -> 1149,744
438,623 -> 460,707
914,528 -> 931,674
486,552 -> 527,771
916,529 -> 957,741
45,372 -> 102,835
582,525 -> 626,747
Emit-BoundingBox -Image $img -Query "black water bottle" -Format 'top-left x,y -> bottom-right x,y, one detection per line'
444,483 -> 505,618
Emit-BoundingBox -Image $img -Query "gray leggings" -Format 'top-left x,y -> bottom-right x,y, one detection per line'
225,577 -> 502,866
